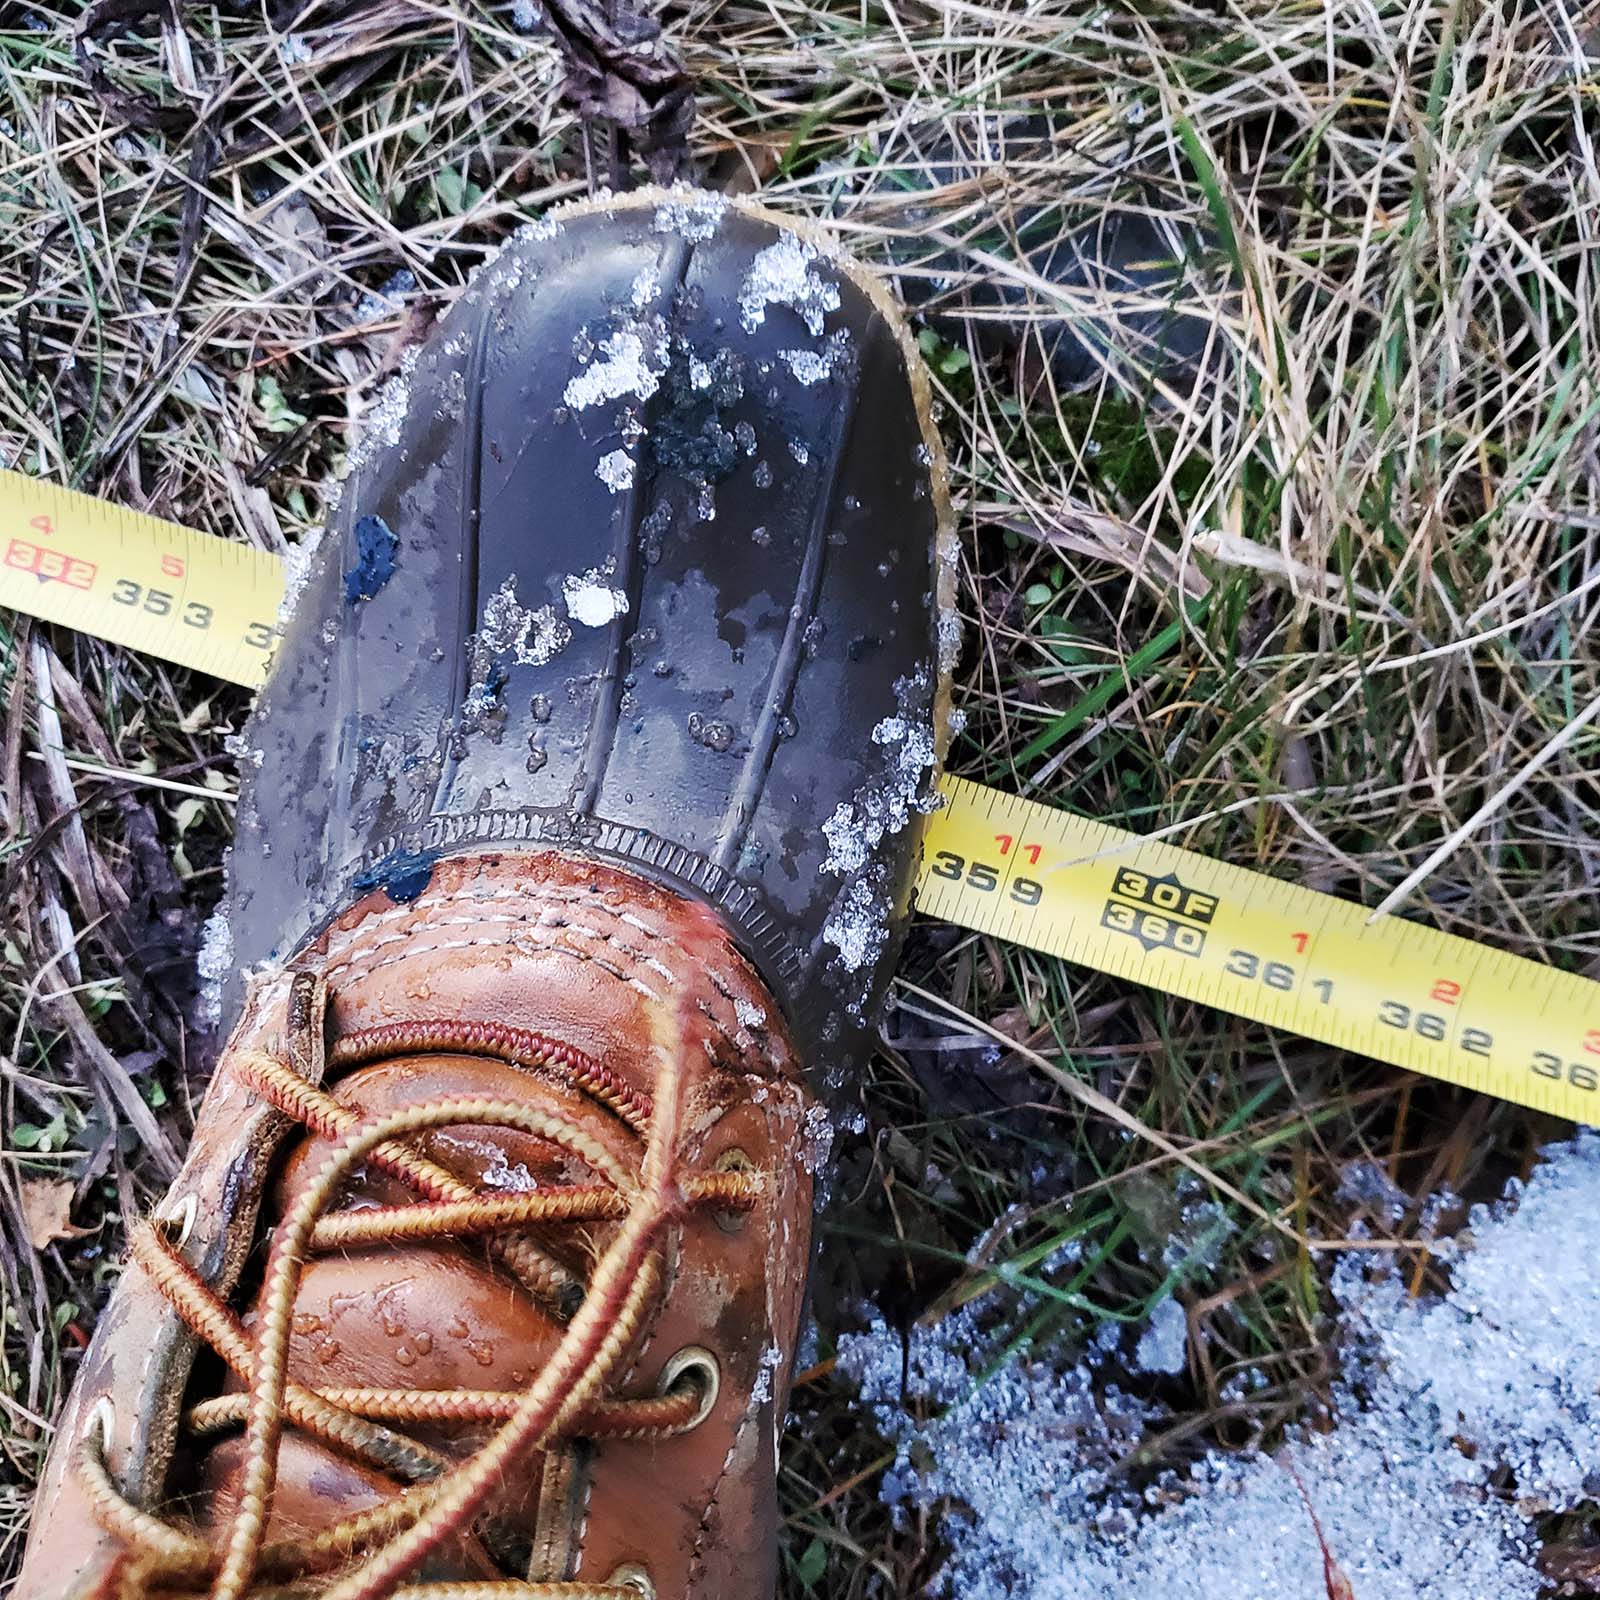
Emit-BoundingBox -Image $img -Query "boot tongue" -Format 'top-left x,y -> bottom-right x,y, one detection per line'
270,1050 -> 642,1219
204,1047 -> 646,1564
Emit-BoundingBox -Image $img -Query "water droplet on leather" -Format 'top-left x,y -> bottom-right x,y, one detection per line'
414,1331 -> 433,1354
469,1341 -> 495,1367
530,694 -> 552,723
526,745 -> 548,774
292,1313 -> 322,1336
316,1340 -> 342,1365
394,1344 -> 415,1367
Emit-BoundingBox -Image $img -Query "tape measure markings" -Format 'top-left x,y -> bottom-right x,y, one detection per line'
2,467 -> 1596,1124
920,775 -> 1598,1123
0,470 -> 283,688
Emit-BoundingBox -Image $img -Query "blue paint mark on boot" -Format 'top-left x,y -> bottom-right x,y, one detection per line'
344,514 -> 399,604
354,846 -> 439,904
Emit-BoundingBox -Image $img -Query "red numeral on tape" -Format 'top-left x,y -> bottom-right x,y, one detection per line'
5,538 -> 96,590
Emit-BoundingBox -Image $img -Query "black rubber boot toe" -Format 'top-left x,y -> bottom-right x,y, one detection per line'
221,188 -> 957,1077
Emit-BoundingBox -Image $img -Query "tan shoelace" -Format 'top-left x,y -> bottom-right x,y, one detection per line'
79,973 -> 757,1599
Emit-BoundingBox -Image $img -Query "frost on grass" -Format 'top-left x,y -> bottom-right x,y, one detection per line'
739,234 -> 841,337
1336,1159 -> 1411,1224
1133,1296 -> 1187,1375
839,1135 -> 1600,1599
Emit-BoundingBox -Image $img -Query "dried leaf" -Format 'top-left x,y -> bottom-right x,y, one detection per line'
536,0 -> 692,179
19,1178 -> 90,1251
1539,1540 -> 1600,1592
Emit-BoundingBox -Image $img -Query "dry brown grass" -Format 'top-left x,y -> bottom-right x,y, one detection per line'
2,0 -> 1598,1590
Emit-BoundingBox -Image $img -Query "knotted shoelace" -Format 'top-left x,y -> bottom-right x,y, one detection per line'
79,974 -> 758,1599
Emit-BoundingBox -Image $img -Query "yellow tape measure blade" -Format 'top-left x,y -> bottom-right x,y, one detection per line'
0,469 -> 284,688
4,465 -> 1592,1123
916,776 -> 1600,1124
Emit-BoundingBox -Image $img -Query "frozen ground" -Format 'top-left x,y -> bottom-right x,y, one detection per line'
840,1134 -> 1600,1599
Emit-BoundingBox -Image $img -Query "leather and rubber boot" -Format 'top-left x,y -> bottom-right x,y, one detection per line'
16,187 -> 956,1599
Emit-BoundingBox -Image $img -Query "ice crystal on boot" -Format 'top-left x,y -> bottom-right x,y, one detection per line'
195,907 -> 234,1026
478,577 -> 570,667
595,448 -> 635,494
562,564 -> 629,627
653,188 -> 727,243
821,671 -> 939,877
739,234 -> 841,337
563,321 -> 669,411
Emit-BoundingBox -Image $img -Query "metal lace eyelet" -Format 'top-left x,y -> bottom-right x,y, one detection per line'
607,1562 -> 655,1598
658,1345 -> 720,1432
712,1148 -> 754,1233
158,1193 -> 198,1248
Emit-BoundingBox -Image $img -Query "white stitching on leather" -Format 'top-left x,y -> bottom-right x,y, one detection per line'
319,865 -> 775,1072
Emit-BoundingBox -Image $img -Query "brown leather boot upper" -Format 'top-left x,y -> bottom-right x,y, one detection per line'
19,183 -> 954,1600
18,851 -> 816,1598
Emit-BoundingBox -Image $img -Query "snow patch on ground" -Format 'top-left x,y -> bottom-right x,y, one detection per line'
838,1134 -> 1600,1599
